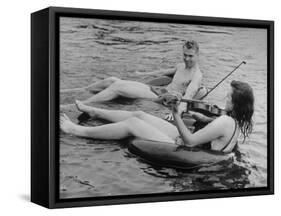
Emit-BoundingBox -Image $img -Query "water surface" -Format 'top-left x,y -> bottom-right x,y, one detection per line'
59,17 -> 267,198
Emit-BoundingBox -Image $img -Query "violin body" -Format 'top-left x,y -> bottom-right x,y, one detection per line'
185,100 -> 226,116
160,94 -> 226,117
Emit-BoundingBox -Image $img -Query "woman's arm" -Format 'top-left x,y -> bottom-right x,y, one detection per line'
177,70 -> 202,116
172,107 -> 227,147
189,111 -> 216,123
173,110 -> 194,145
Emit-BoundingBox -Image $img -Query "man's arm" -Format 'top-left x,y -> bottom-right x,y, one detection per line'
135,67 -> 176,76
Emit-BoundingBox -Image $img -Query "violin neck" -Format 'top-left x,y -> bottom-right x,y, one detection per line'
180,98 -> 206,103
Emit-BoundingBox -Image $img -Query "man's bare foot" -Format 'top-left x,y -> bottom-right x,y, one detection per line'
75,100 -> 97,118
87,88 -> 103,94
60,113 -> 77,134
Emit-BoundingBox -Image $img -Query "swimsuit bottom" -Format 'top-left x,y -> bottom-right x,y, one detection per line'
150,85 -> 207,99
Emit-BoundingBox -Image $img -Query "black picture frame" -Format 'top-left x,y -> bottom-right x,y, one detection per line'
31,6 -> 274,209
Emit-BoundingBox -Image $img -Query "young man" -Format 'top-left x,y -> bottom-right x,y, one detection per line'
80,40 -> 206,118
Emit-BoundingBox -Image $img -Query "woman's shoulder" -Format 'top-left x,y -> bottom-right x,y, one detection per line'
214,115 -> 235,127
204,115 -> 236,138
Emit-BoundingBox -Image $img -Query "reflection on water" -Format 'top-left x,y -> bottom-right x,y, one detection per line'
59,17 -> 267,199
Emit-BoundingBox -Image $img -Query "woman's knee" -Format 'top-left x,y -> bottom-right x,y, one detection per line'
125,117 -> 141,124
105,76 -> 120,85
132,111 -> 146,119
121,117 -> 141,134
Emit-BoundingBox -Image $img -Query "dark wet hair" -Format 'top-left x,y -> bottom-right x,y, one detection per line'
183,40 -> 199,53
229,80 -> 254,142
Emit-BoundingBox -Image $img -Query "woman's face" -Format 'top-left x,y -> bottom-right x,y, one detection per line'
225,88 -> 233,111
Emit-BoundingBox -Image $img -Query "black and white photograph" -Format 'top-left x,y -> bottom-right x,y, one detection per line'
59,15 -> 269,199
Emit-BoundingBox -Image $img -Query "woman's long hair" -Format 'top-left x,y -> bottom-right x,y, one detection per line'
229,80 -> 254,142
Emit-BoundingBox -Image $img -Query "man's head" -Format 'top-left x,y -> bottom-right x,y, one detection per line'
182,40 -> 199,68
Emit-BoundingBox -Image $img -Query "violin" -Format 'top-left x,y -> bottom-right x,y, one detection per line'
160,61 -> 246,117
181,98 -> 226,117
161,95 -> 226,117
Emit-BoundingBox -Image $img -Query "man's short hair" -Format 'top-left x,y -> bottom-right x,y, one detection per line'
183,40 -> 199,53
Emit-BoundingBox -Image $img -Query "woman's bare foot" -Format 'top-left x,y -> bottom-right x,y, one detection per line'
60,113 -> 77,134
75,100 -> 97,118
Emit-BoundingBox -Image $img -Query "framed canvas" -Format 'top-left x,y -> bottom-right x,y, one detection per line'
31,6 -> 274,208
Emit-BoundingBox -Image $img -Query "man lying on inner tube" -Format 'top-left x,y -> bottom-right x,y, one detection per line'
60,80 -> 254,154
74,40 -> 207,120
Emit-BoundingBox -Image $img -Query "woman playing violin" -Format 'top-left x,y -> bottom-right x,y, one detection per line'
60,80 -> 254,153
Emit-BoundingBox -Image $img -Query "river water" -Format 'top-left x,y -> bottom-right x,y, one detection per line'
59,17 -> 267,198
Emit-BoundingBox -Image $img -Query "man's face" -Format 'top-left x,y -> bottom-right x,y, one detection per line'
183,47 -> 198,68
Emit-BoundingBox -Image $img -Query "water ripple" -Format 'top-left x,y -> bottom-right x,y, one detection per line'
59,17 -> 268,198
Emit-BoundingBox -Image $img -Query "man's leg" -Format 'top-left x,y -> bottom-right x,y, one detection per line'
60,76 -> 120,94
82,80 -> 158,103
85,76 -> 120,93
193,86 -> 208,100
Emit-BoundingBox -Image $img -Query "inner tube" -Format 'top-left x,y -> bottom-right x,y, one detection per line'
146,76 -> 173,86
128,139 -> 234,170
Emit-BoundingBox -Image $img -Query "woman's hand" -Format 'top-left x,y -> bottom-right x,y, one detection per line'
161,94 -> 181,107
171,103 -> 179,114
164,100 -> 181,121
168,96 -> 181,115
160,93 -> 182,120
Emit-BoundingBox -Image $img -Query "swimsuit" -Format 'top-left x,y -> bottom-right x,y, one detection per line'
150,84 -> 206,100
150,86 -> 169,96
150,79 -> 192,98
176,119 -> 238,153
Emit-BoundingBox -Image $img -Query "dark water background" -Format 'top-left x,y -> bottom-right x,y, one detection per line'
59,17 -> 267,198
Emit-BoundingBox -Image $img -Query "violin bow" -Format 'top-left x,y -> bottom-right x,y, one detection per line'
199,61 -> 246,100
162,61 -> 246,106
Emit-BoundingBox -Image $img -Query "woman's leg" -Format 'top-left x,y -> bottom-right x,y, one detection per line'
76,100 -> 143,122
60,114 -> 174,143
75,100 -> 179,139
82,80 -> 158,103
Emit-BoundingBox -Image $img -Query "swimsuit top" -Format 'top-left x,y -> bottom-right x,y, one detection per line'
176,119 -> 238,153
